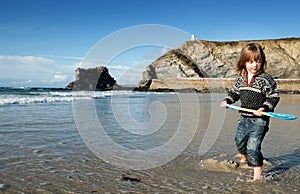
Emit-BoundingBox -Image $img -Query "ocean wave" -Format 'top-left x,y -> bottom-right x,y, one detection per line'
0,90 -> 146,106
0,96 -> 74,105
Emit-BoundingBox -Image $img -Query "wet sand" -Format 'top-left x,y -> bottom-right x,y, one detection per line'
1,152 -> 299,193
0,94 -> 299,193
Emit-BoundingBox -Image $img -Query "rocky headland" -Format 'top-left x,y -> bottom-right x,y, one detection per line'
135,37 -> 300,93
66,38 -> 300,93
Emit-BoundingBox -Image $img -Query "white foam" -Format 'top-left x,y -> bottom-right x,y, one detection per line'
0,90 -> 143,106
0,95 -> 73,105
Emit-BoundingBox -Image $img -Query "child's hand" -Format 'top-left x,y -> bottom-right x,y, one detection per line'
253,108 -> 265,116
220,101 -> 228,109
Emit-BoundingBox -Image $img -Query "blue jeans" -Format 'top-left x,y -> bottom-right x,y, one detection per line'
235,116 -> 269,166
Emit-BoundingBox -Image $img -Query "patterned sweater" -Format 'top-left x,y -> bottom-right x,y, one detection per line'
225,72 -> 280,117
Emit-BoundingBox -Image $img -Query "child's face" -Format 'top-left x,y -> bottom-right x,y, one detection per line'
246,60 -> 261,74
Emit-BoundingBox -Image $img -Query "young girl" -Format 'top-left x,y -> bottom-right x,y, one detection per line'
220,42 -> 280,181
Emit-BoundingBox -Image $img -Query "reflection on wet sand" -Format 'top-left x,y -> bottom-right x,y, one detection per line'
0,94 -> 299,193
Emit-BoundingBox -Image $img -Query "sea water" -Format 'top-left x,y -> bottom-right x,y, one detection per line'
0,87 -> 299,193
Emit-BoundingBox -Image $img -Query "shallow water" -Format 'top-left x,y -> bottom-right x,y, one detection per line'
0,91 -> 299,193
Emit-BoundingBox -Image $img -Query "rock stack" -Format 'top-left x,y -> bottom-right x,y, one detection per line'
66,66 -> 117,90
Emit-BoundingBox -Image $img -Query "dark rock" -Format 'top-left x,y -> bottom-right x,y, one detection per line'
0,184 -> 10,191
66,66 -> 117,90
121,175 -> 141,182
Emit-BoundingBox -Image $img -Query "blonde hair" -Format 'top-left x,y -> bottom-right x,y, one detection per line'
235,42 -> 267,75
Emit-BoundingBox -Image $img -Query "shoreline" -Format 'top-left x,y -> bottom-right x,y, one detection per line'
135,78 -> 300,94
4,78 -> 299,94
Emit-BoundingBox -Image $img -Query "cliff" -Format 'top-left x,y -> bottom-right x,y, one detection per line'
138,38 -> 300,90
65,38 -> 300,93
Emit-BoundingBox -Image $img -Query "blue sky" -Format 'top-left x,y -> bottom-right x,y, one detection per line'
0,0 -> 299,87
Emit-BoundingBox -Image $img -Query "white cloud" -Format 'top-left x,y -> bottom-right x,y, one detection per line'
51,74 -> 68,83
8,80 -> 32,86
109,65 -> 131,70
0,51 -> 159,87
0,55 -> 53,82
109,63 -> 148,85
41,55 -> 84,61
0,55 -> 52,63
0,55 -> 54,75
0,55 -> 78,87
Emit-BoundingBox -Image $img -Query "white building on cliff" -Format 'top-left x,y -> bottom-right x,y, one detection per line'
191,34 -> 196,41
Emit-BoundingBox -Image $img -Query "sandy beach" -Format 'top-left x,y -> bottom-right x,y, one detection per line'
0,91 -> 299,193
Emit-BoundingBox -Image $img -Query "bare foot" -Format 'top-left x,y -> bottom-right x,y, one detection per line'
237,154 -> 247,164
253,166 -> 264,181
252,175 -> 266,182
239,154 -> 247,161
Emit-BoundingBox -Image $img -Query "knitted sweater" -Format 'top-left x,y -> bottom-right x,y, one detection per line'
225,72 -> 280,117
